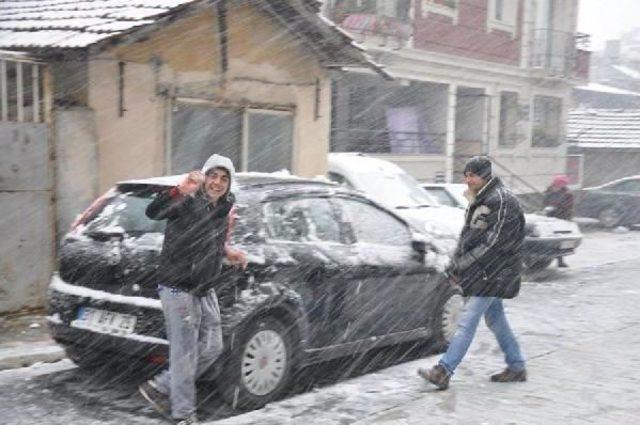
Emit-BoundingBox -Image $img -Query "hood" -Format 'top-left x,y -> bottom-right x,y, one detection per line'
201,154 -> 236,193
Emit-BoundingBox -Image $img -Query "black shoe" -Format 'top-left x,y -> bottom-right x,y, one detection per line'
139,380 -> 171,419
417,364 -> 451,390
490,368 -> 527,382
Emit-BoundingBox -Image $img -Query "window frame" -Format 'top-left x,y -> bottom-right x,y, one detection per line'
331,194 -> 413,247
531,95 -> 563,148
487,0 -> 518,36
168,98 -> 295,174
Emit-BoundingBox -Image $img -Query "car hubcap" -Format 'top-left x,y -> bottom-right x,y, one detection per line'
241,329 -> 287,396
441,294 -> 464,342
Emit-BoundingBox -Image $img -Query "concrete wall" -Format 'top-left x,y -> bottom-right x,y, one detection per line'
89,4 -> 332,192
54,108 -> 99,239
0,123 -> 54,313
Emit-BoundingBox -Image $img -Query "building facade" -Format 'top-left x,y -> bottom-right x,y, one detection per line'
324,0 -> 590,192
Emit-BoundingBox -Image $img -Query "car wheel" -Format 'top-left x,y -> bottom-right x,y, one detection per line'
434,286 -> 464,349
219,316 -> 296,410
523,257 -> 553,271
598,207 -> 622,228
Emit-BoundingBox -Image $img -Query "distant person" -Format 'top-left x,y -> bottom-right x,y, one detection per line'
418,156 -> 527,390
139,154 -> 247,425
543,174 -> 574,268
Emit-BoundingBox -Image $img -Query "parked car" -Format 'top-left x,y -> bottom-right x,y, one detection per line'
422,183 -> 583,270
327,153 -> 462,255
575,175 -> 640,228
47,173 -> 463,410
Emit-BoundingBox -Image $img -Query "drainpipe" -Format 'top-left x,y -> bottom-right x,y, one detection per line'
445,84 -> 457,183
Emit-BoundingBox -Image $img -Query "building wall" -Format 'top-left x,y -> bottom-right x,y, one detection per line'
413,0 -> 522,66
89,4 -> 332,192
53,108 -> 99,239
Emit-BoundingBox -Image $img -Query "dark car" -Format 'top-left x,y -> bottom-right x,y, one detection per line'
576,175 -> 640,228
47,174 -> 463,410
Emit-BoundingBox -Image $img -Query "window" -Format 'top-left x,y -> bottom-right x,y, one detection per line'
488,0 -> 518,32
425,187 -> 458,208
1,58 -> 45,123
86,193 -> 166,235
336,197 -> 411,246
532,96 -> 562,147
422,0 -> 458,21
171,102 -> 293,174
612,180 -> 640,193
264,198 -> 341,243
498,91 -> 519,146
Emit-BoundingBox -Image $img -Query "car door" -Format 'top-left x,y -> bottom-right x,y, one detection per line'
332,195 -> 441,339
261,195 -> 356,348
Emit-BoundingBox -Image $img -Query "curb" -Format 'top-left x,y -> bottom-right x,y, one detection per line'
0,341 -> 66,371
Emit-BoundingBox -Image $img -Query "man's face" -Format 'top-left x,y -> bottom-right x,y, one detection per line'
464,171 -> 487,193
204,167 -> 230,201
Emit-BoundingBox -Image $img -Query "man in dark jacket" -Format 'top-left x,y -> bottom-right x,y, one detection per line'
418,156 -> 526,390
139,154 -> 246,425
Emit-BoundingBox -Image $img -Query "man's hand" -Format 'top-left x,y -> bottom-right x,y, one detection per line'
225,246 -> 248,270
177,171 -> 204,195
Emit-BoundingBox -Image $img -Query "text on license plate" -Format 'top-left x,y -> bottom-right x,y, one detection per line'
72,307 -> 137,335
560,240 -> 575,249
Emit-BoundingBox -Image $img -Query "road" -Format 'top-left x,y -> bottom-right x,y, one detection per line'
1,229 -> 639,425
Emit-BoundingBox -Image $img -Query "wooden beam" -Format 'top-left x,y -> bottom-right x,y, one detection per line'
16,61 -> 23,122
0,60 -> 7,121
32,65 -> 40,122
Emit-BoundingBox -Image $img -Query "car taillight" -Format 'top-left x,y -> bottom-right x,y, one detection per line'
70,189 -> 116,231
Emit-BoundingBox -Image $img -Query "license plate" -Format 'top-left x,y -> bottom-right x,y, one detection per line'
72,307 -> 137,336
560,240 -> 575,249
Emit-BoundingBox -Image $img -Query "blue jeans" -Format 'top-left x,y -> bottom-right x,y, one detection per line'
439,297 -> 525,376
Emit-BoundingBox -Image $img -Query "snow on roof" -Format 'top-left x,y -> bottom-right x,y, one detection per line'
612,64 -> 640,80
575,82 -> 640,97
0,0 -> 194,49
568,108 -> 640,149
0,0 -> 388,77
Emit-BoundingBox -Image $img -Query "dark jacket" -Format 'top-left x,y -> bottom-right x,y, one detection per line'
452,177 -> 525,299
146,187 -> 234,295
543,187 -> 574,220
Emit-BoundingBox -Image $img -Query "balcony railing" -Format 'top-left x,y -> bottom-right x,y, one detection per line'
326,2 -> 413,49
530,29 -> 591,80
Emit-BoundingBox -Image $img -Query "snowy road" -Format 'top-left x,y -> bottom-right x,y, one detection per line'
1,229 -> 639,425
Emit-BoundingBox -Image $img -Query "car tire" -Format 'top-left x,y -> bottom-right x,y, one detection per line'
433,285 -> 464,349
598,207 -> 622,228
218,316 -> 296,410
523,257 -> 553,271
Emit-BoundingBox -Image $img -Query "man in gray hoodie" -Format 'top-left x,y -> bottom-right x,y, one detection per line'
139,154 -> 247,425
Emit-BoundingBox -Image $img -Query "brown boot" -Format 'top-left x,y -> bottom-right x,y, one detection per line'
417,364 -> 451,390
490,368 -> 527,383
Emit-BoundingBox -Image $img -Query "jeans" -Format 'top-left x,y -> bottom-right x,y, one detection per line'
439,296 -> 525,376
152,285 -> 224,419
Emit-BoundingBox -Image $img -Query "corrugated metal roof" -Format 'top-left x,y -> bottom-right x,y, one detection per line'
0,0 -> 388,77
568,109 -> 640,149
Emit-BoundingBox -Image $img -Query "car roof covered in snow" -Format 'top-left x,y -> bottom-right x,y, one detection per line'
116,172 -> 335,190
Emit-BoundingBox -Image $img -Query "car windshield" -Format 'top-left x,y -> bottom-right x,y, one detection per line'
355,172 -> 436,209
426,188 -> 458,208
85,192 -> 166,234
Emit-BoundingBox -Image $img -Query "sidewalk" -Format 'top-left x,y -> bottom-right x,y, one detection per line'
0,313 -> 65,371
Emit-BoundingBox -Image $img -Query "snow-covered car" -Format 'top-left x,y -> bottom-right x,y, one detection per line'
327,153 -> 463,255
422,183 -> 583,270
47,173 -> 462,410
575,175 -> 640,228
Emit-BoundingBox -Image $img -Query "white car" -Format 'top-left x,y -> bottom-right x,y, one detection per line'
327,153 -> 464,255
422,183 -> 583,270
